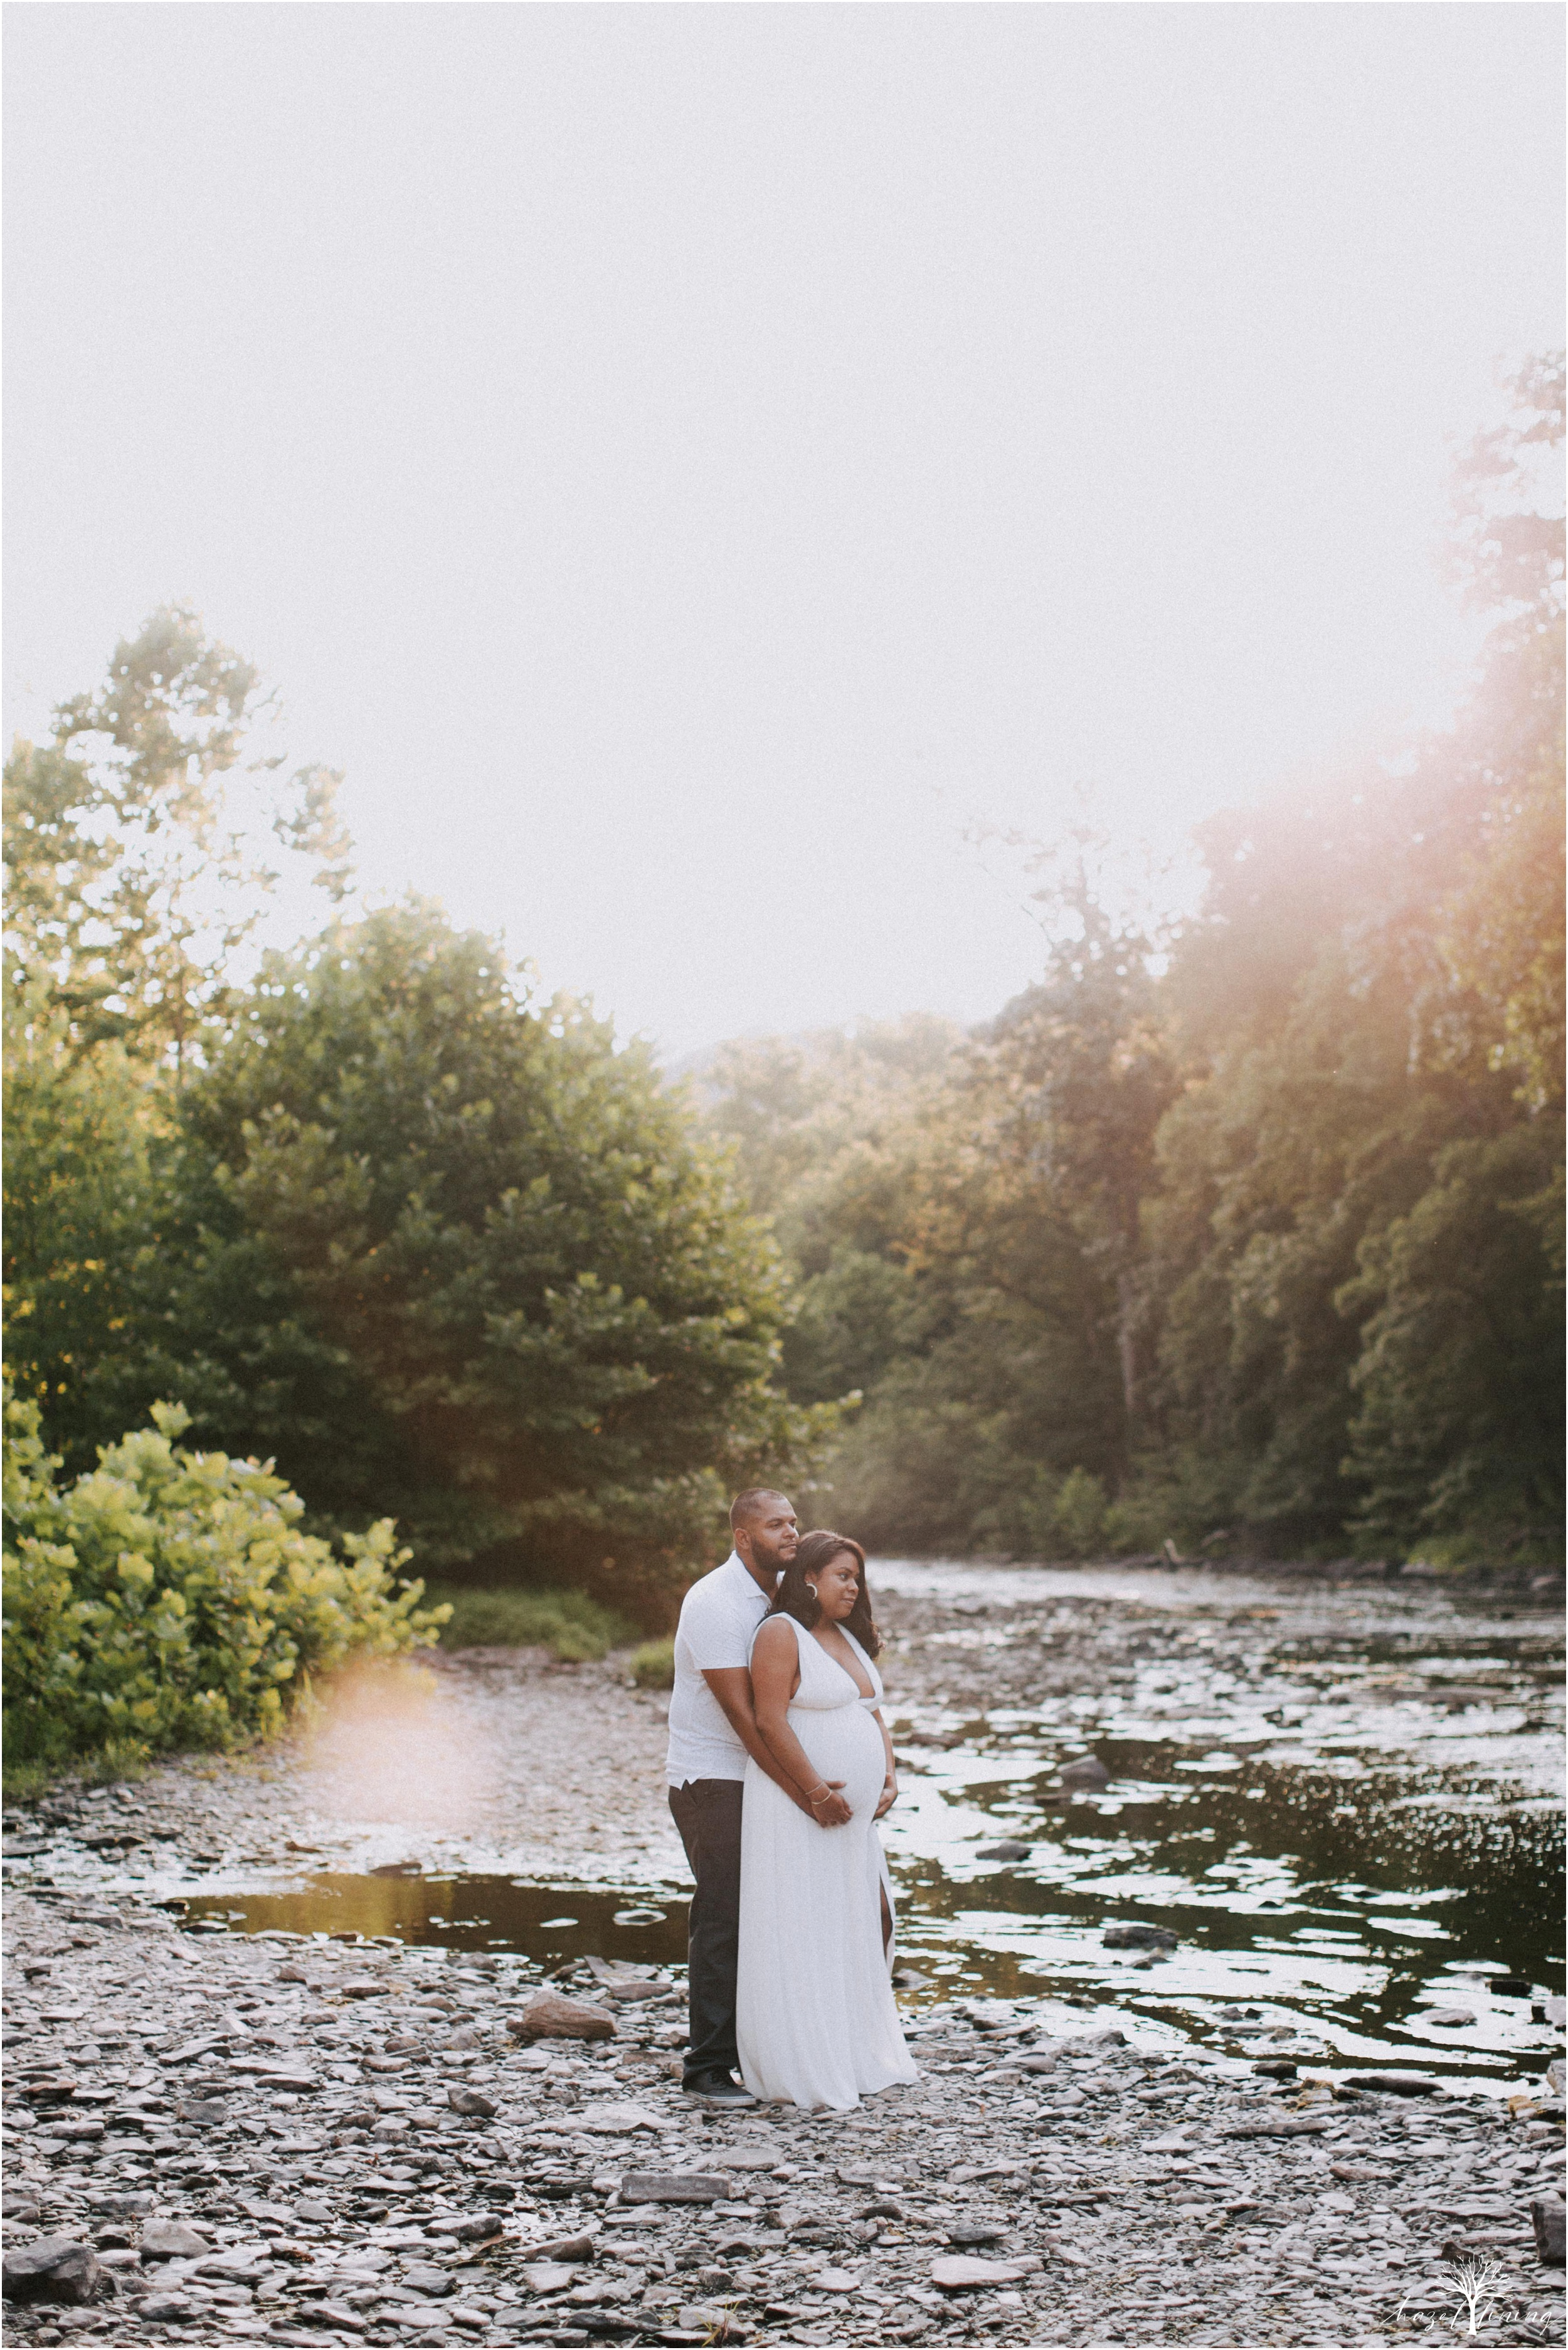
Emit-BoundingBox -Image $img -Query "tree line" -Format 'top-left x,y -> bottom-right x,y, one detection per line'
701,359 -> 1564,1567
4,362 -> 1561,1628
4,615 -> 832,1630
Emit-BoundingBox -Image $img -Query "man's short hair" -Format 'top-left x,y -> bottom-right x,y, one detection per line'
729,1486 -> 790,1533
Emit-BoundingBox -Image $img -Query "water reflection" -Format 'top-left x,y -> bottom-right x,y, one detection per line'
869,1559 -> 1563,2087
172,1873 -> 688,1969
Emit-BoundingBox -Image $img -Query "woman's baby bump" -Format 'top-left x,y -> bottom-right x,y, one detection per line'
789,1702 -> 886,1815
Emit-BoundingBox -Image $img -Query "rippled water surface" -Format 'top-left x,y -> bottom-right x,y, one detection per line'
870,1560 -> 1563,2087
162,1560 -> 1563,2089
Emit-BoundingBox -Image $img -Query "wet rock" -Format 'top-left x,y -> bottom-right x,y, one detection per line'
1533,2199 -> 1566,2265
1421,2006 -> 1477,2028
2,2238 -> 104,2307
975,1841 -> 1032,1861
1103,1923 -> 1177,1949
506,1990 -> 616,2042
1058,1755 -> 1111,1789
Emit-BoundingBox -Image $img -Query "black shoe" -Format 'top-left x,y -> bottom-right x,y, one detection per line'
682,2070 -> 756,2105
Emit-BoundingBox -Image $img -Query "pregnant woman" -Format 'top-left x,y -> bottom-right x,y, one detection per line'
736,1530 -> 918,2110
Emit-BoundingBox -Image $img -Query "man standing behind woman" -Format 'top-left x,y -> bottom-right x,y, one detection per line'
667,1488 -> 807,2104
666,1492 -> 916,2112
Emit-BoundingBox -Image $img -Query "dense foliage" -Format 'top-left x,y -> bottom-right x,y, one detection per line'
135,902 -> 830,1611
4,615 -> 832,1627
700,362 -> 1564,1564
2,1388 -> 444,1770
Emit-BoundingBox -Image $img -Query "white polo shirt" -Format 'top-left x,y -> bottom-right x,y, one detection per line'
666,1552 -> 773,1786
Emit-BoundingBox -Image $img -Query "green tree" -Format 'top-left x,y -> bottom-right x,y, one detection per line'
4,608 -> 355,1475
694,1018 -> 956,1417
710,363 -> 1564,1565
1144,935 -> 1490,1550
1338,1125 -> 1562,1554
4,603 -> 351,1070
1142,357 -> 1563,1557
2,977 -> 159,1460
129,902 -> 830,1619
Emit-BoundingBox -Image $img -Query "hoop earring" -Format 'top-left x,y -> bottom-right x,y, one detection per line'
805,1585 -> 818,1599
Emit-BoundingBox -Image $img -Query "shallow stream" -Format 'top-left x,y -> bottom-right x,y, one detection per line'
51,1560 -> 1568,2093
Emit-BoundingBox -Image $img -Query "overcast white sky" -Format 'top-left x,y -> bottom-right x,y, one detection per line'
4,4 -> 1562,1059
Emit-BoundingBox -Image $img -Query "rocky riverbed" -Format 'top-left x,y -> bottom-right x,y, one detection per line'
4,1562 -> 1564,2348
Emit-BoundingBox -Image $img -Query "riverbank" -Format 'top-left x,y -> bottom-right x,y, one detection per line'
3,1562 -> 1563,2347
3,1879 -> 1564,2350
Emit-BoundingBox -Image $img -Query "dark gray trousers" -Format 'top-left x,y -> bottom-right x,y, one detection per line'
667,1777 -> 744,2084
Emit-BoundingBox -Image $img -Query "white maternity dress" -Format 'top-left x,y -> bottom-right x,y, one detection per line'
735,1616 -> 919,2111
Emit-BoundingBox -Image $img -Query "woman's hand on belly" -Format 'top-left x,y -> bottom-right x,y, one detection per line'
790,1708 -> 884,1821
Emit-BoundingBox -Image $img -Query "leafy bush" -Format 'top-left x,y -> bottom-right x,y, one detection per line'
424,1582 -> 632,1660
2,1390 -> 445,1770
629,1637 -> 676,1689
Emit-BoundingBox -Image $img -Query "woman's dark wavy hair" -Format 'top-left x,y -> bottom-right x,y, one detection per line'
766,1530 -> 881,1659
